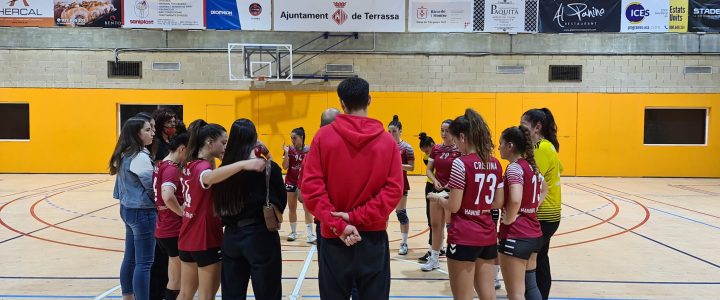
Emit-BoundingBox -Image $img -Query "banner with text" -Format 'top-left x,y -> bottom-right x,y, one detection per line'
0,0 -> 54,27
620,0 -> 669,32
274,0 -> 405,32
123,0 -> 205,29
206,0 -> 270,30
409,1 -> 473,32
54,0 -> 122,27
689,0 -> 720,32
539,0 -> 621,33
478,0 -> 538,32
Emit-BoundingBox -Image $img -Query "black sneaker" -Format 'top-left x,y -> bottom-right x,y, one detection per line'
418,251 -> 431,262
439,249 -> 446,257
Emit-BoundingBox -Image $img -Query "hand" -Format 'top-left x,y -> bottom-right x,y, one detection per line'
242,158 -> 266,172
339,224 -> 362,246
283,145 -> 290,157
331,211 -> 350,222
433,181 -> 443,191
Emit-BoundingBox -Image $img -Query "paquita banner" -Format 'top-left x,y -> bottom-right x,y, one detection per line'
123,0 -> 204,29
477,0 -> 538,32
0,0 -> 54,27
620,0 -> 669,32
274,0 -> 405,32
539,0 -> 621,32
206,0 -> 270,30
54,0 -> 122,27
689,0 -> 720,32
408,0 -> 473,32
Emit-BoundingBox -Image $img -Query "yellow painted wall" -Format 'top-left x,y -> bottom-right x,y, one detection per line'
0,88 -> 718,177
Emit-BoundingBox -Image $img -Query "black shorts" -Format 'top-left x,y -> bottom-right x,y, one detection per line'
446,243 -> 498,262
179,248 -> 222,267
425,182 -> 434,196
491,209 -> 500,223
157,237 -> 179,257
285,184 -> 298,193
403,190 -> 409,197
498,237 -> 542,260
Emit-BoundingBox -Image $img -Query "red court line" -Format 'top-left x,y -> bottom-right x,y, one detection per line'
590,183 -> 720,219
551,184 -> 651,249
30,198 -> 124,241
0,180 -> 83,198
669,185 -> 720,196
555,187 -> 620,236
0,180 -> 122,252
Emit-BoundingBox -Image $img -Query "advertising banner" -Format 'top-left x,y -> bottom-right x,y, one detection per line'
482,0 -> 537,32
689,0 -> 720,32
409,1 -> 473,32
539,0 -> 621,32
274,0 -> 405,32
54,0 -> 121,27
123,0 -> 205,29
620,0 -> 669,32
206,0 -> 270,30
0,0 -> 54,27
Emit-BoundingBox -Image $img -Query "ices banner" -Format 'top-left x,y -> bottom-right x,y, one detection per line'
274,0 -> 405,32
539,0 -> 621,32
620,0 -> 669,32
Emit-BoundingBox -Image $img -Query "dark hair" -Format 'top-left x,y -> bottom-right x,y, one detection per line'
320,108 -> 340,127
168,133 -> 189,152
449,109 -> 494,162
418,132 -> 435,148
337,77 -> 370,112
185,119 -> 226,162
213,119 -> 259,216
442,119 -> 453,126
152,108 -> 176,137
135,112 -> 152,122
522,108 -> 560,152
291,127 -> 306,149
501,125 -> 539,174
175,121 -> 187,134
388,115 -> 402,130
109,118 -> 149,175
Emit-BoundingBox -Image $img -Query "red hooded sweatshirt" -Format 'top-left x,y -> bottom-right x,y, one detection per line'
301,114 -> 404,238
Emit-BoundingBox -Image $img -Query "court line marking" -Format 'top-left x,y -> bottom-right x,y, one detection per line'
391,257 -> 449,275
93,284 -> 121,300
590,184 -> 720,219
289,244 -> 316,300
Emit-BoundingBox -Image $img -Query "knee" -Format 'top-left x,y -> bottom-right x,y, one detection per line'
396,209 -> 409,225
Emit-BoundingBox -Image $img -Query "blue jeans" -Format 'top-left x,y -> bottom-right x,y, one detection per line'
120,205 -> 157,299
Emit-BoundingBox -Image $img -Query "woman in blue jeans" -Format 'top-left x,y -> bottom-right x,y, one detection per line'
111,117 -> 157,300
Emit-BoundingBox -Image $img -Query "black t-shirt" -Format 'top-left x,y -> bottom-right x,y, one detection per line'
220,161 -> 287,225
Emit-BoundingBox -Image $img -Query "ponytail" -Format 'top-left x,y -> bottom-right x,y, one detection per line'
522,108 -> 560,152
518,125 -> 539,174
502,125 -> 539,174
389,115 -> 402,130
186,119 -> 225,163
418,132 -> 435,148
448,108 -> 494,162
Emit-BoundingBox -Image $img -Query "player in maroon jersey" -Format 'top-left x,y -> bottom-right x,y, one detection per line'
282,127 -> 315,243
152,132 -> 188,300
497,125 -> 548,300
388,115 -> 415,255
427,109 -> 503,300
421,119 -> 461,271
176,119 -> 265,300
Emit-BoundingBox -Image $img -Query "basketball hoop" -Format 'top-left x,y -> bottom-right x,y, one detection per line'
253,75 -> 268,88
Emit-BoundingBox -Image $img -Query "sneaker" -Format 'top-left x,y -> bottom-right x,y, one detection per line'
306,233 -> 317,244
418,251 -> 431,262
287,232 -> 297,241
399,243 -> 408,255
420,255 -> 440,272
495,279 -> 502,290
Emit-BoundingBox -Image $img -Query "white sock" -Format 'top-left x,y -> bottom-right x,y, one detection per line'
430,250 -> 440,260
401,233 -> 408,244
306,223 -> 313,235
290,223 -> 297,234
495,266 -> 500,280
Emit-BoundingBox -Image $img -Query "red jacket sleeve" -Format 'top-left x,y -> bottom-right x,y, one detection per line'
300,133 -> 346,237
348,142 -> 404,226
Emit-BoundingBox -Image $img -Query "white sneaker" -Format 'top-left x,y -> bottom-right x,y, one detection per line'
287,232 -> 297,241
420,255 -> 440,272
495,278 -> 502,290
399,243 -> 408,255
306,233 -> 317,244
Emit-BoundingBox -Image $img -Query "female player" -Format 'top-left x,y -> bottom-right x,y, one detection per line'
388,115 -> 415,255
417,132 -> 435,262
282,127 -> 315,243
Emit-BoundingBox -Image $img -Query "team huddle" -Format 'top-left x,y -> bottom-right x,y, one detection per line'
110,77 -> 563,300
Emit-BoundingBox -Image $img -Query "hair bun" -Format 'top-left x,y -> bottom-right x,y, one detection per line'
392,115 -> 399,121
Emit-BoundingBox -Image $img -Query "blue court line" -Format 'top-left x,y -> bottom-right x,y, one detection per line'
647,206 -> 720,230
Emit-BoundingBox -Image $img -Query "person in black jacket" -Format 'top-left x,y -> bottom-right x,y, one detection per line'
213,118 -> 287,300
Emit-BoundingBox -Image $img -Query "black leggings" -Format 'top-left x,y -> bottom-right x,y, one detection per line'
536,221 -> 560,300
424,182 -> 434,245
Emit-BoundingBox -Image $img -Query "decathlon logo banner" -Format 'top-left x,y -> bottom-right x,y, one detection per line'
621,0 -> 669,32
539,0 -> 621,32
123,0 -> 204,29
274,0 -> 405,32
206,0 -> 270,30
409,0 -> 473,32
0,0 -> 54,27
689,0 -> 720,32
478,0 -> 538,32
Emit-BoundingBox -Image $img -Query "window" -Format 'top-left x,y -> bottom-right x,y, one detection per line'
118,104 -> 184,133
644,108 -> 707,145
0,103 -> 30,140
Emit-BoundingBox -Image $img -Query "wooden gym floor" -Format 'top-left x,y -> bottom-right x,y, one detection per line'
0,174 -> 718,299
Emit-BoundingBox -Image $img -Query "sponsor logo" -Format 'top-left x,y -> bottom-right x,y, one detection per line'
249,3 -> 261,16
417,5 -> 428,19
625,2 -> 649,24
693,8 -> 720,15
211,10 -> 232,16
332,1 -> 347,25
7,0 -> 29,7
553,3 -> 606,28
134,0 -> 149,19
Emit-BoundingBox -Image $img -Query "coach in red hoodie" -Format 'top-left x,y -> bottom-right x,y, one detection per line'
302,77 -> 404,299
